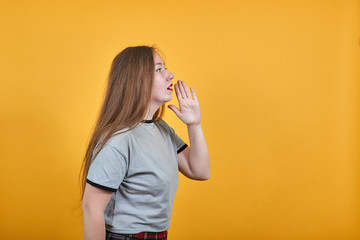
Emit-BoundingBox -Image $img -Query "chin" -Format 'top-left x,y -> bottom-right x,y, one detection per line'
153,95 -> 172,105
164,96 -> 173,103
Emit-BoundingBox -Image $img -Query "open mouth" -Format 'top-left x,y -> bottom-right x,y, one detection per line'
167,83 -> 173,91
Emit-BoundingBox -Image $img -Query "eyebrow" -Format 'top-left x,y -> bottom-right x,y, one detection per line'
155,62 -> 164,66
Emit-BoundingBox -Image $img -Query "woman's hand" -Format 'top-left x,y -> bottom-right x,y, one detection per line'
168,80 -> 201,125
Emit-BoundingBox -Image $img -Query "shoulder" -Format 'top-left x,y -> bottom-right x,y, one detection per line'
105,123 -> 152,147
155,119 -> 174,134
104,128 -> 134,151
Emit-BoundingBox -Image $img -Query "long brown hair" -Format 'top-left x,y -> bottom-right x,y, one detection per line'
79,46 -> 165,199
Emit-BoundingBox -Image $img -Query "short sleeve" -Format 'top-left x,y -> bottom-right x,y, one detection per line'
171,129 -> 188,154
86,144 -> 128,192
159,120 -> 188,154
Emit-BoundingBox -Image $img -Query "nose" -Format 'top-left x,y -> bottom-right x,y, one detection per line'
167,70 -> 174,81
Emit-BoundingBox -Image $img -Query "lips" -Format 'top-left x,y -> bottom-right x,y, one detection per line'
167,83 -> 173,91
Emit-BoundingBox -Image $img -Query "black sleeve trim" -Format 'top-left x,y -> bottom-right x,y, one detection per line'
86,179 -> 117,192
177,144 -> 188,154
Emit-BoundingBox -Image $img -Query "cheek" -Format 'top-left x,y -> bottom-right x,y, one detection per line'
152,84 -> 161,92
152,78 -> 164,91
151,81 -> 163,96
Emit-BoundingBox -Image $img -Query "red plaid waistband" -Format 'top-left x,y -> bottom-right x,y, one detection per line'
106,230 -> 167,240
128,231 -> 167,239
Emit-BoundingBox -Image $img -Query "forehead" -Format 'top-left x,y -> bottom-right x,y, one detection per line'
153,53 -> 164,65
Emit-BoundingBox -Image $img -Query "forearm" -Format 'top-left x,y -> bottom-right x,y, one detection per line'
187,123 -> 210,180
83,210 -> 106,240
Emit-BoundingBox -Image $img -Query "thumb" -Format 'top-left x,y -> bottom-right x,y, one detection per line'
168,105 -> 181,117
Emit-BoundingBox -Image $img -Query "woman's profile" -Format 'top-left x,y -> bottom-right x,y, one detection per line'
80,46 -> 210,240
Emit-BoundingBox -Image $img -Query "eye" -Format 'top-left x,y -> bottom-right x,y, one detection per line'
155,68 -> 162,72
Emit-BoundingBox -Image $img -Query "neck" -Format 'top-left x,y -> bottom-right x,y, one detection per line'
144,102 -> 162,120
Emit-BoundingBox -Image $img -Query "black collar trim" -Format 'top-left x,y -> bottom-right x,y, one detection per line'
142,120 -> 154,123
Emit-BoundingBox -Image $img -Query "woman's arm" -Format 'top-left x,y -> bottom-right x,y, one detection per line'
82,183 -> 113,240
178,124 -> 210,180
168,80 -> 210,180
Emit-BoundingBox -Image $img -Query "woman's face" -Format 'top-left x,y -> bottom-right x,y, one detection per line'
150,53 -> 174,106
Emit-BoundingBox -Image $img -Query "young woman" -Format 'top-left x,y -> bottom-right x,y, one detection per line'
80,46 -> 210,240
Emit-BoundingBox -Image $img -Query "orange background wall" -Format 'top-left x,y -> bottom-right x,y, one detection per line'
1,0 -> 359,239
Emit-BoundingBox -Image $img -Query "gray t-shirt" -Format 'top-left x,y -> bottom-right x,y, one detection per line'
86,119 -> 187,234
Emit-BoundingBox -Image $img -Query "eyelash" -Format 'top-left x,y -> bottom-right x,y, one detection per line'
156,67 -> 167,72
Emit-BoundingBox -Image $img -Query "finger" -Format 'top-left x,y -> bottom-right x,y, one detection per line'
174,83 -> 185,108
168,104 -> 181,117
190,88 -> 198,101
177,80 -> 187,99
174,83 -> 183,102
181,81 -> 191,99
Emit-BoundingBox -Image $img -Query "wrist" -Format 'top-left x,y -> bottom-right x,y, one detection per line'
187,123 -> 202,129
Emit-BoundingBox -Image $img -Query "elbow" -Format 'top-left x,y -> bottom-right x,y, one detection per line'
197,176 -> 210,181
195,162 -> 210,181
194,170 -> 210,181
200,162 -> 210,180
202,172 -> 211,181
